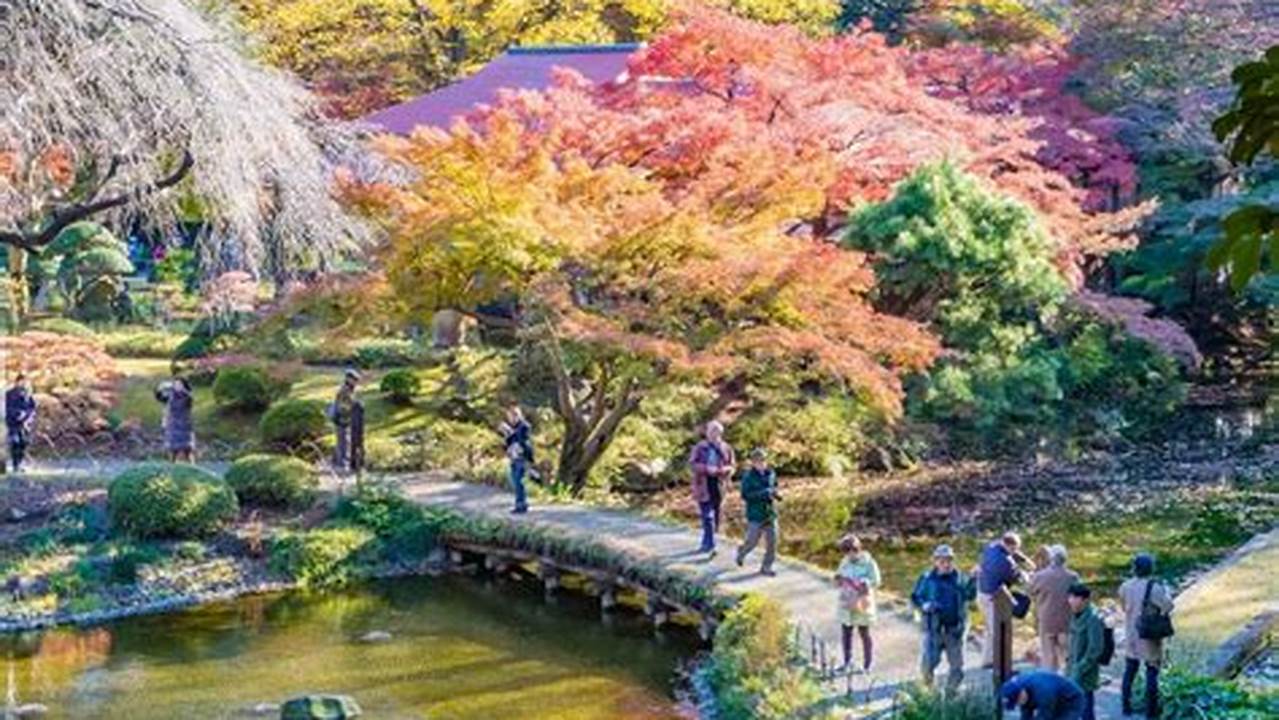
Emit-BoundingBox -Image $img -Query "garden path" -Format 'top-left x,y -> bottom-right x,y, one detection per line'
384,473 -> 984,715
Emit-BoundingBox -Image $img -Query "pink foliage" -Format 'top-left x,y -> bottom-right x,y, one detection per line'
1071,291 -> 1202,370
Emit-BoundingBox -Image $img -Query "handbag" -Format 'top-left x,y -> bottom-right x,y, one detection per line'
1136,579 -> 1175,641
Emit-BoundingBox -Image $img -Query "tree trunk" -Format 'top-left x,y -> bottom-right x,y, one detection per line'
8,247 -> 28,322
543,331 -> 644,496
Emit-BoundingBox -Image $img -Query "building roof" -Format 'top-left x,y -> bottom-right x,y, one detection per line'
363,44 -> 641,135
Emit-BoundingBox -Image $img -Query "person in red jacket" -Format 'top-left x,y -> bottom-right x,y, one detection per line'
688,420 -> 735,556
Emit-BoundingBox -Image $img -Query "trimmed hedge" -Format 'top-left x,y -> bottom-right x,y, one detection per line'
379,369 -> 421,405
225,454 -> 319,509
107,463 -> 238,539
212,366 -> 276,411
260,399 -> 329,453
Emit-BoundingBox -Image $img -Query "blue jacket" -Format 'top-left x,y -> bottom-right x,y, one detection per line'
979,541 -> 1019,594
1001,671 -> 1086,720
911,568 -> 976,630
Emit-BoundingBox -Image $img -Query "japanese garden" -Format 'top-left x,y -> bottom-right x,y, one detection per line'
0,1 -> 1276,719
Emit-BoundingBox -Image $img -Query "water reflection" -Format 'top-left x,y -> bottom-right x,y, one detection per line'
2,575 -> 699,719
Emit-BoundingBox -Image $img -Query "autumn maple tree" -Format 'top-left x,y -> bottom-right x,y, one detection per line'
354,104 -> 936,494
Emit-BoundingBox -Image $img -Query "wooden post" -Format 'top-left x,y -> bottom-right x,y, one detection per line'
993,587 -> 1015,698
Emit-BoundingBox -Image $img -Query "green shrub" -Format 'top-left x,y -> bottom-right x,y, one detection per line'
891,685 -> 995,720
846,162 -> 1184,456
729,394 -> 872,477
225,454 -> 319,509
708,594 -> 824,720
352,338 -> 421,369
174,331 -> 237,361
268,526 -> 377,588
332,484 -> 437,562
260,400 -> 329,453
211,361 -> 296,411
107,463 -> 238,539
26,317 -> 95,337
213,366 -> 273,411
380,369 -> 421,405
1158,668 -> 1278,720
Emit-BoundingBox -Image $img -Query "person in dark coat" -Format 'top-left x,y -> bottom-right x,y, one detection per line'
155,377 -> 195,462
5,374 -> 37,473
735,447 -> 778,576
349,398 -> 365,475
1066,583 -> 1105,720
500,405 -> 533,514
1001,670 -> 1086,720
329,369 -> 360,473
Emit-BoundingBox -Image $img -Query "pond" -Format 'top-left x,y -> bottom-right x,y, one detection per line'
0,575 -> 702,719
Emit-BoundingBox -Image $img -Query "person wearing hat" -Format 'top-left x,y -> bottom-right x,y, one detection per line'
1000,670 -> 1086,720
910,544 -> 977,690
5,373 -> 37,473
688,420 -> 735,556
735,447 -> 778,576
1066,583 -> 1105,720
1118,553 -> 1173,718
833,534 -> 881,674
329,369 -> 361,473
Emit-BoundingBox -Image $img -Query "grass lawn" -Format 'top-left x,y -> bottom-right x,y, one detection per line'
110,359 -> 500,466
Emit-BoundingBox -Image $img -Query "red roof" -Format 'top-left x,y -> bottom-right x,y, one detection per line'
363,44 -> 640,135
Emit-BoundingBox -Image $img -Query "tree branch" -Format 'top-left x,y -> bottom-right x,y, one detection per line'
0,150 -> 194,252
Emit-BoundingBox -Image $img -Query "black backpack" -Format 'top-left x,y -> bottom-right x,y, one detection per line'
1099,624 -> 1116,666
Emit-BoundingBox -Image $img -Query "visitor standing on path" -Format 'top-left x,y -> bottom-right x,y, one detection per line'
834,534 -> 881,674
1066,583 -> 1106,720
329,369 -> 360,473
735,448 -> 778,576
688,420 -> 735,556
1118,553 -> 1174,719
154,376 -> 194,463
1001,670 -> 1087,720
911,543 -> 976,691
5,374 -> 37,473
500,405 -> 533,514
1029,544 -> 1079,672
977,531 -> 1030,667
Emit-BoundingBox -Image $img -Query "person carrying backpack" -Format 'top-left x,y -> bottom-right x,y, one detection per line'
910,544 -> 977,691
1066,583 -> 1105,720
1118,553 -> 1174,718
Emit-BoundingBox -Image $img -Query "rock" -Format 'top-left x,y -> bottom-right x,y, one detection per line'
617,459 -> 670,492
280,695 -> 362,719
6,506 -> 29,523
249,702 -> 280,716
358,630 -> 392,643
14,703 -> 48,718
6,575 -> 49,599
860,446 -> 893,473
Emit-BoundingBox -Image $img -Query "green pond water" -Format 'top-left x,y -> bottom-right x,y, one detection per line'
1,575 -> 701,719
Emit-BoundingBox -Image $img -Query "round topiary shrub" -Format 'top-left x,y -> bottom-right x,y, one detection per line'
379,369 -> 421,405
212,366 -> 273,411
107,463 -> 238,539
260,399 -> 328,453
226,454 -> 319,509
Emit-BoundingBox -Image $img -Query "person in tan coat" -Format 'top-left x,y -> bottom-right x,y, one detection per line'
1028,544 -> 1079,672
1118,553 -> 1174,718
